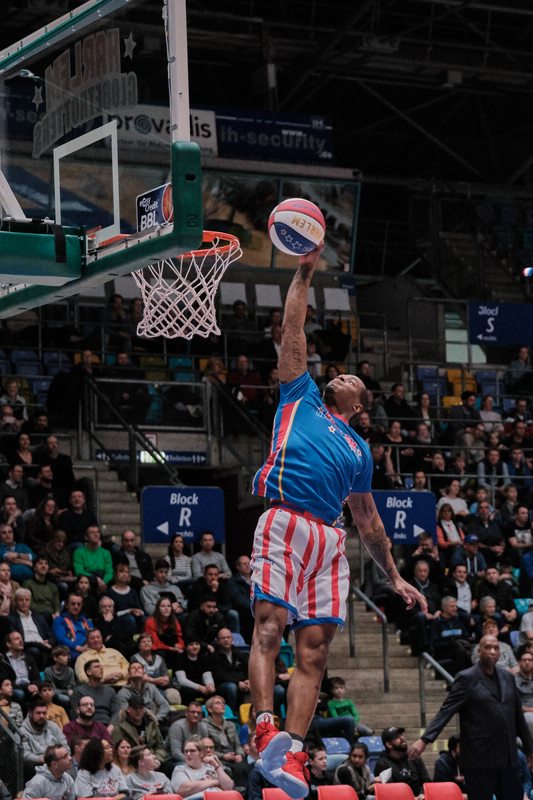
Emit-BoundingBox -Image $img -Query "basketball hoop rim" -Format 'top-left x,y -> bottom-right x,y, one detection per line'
184,230 -> 240,258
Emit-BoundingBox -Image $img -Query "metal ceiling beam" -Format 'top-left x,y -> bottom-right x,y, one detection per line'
355,79 -> 485,177
412,0 -> 533,18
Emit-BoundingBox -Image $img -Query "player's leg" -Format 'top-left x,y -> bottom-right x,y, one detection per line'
250,599 -> 292,769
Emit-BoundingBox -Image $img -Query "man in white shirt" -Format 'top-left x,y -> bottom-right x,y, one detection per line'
8,588 -> 53,668
444,563 -> 476,615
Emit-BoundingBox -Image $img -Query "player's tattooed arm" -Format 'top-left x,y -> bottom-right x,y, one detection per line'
278,243 -> 324,384
347,492 -> 428,612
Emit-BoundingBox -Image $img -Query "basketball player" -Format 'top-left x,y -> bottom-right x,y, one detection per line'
249,243 -> 427,799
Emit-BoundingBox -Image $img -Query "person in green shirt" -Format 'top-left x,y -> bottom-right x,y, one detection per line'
327,676 -> 373,737
72,526 -> 113,594
24,555 -> 61,617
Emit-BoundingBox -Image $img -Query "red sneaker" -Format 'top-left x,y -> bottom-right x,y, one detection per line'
263,751 -> 310,799
255,721 -> 292,771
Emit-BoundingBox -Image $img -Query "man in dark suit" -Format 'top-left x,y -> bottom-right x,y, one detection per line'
408,635 -> 533,800
8,587 -> 54,668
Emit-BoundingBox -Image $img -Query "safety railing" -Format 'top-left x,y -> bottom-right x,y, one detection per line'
418,652 -> 454,727
349,585 -> 390,693
0,709 -> 24,795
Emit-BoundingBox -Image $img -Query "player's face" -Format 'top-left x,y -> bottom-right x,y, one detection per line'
324,374 -> 364,417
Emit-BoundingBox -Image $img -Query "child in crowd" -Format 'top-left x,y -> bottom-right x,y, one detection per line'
0,678 -> 23,727
334,742 -> 377,799
307,746 -> 333,800
37,679 -> 69,728
43,644 -> 76,708
327,676 -> 373,736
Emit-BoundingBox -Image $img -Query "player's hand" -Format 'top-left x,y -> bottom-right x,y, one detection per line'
391,576 -> 428,612
299,241 -> 324,269
408,739 -> 427,760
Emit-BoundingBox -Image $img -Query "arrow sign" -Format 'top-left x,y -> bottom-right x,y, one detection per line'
372,490 -> 436,545
156,521 -> 169,536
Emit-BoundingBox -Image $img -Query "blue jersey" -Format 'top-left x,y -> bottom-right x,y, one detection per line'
252,371 -> 372,524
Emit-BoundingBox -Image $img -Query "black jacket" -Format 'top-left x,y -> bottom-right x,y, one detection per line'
422,663 -> 532,770
8,611 -> 54,644
209,646 -> 249,685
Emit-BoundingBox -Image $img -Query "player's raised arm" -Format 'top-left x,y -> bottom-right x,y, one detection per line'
278,243 -> 324,384
347,491 -> 428,612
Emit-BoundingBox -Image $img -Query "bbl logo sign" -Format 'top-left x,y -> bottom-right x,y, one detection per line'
136,183 -> 173,232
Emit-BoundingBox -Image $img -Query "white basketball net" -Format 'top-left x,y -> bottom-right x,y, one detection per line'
132,232 -> 242,340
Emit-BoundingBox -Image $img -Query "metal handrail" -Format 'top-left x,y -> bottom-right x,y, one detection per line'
0,708 -> 24,794
418,652 -> 454,727
350,585 -> 390,693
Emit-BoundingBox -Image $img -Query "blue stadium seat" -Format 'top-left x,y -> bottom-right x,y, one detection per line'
421,378 -> 446,401
11,349 -> 39,363
14,360 -> 41,376
322,737 -> 351,755
416,366 -> 438,380
357,734 -> 383,753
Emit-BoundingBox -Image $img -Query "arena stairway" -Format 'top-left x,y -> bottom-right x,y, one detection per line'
323,534 -> 458,773
74,459 -> 141,535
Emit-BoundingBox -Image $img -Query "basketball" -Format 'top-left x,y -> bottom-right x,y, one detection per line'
268,198 -> 326,256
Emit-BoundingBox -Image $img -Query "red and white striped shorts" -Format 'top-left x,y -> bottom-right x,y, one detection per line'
250,505 -> 350,627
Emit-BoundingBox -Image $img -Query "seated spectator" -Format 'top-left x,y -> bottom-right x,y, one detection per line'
74,628 -> 129,686
112,695 -> 168,766
113,738 -> 133,777
0,464 -> 28,511
74,574 -> 98,621
3,630 -> 40,705
167,701 -> 209,763
22,742 -> 75,800
24,555 -> 61,619
21,408 -> 53,444
449,391 -> 481,439
44,530 -> 76,595
307,746 -> 333,800
436,504 -> 464,564
515,647 -> 533,739
370,444 -> 398,490
0,676 -> 23,727
503,421 -> 533,460
0,493 -> 26,541
356,360 -> 382,396
397,560 -> 442,655
479,394 -> 504,434
165,533 -> 192,588
172,636 -> 215,705
499,484 -> 519,526
93,595 -> 136,657
44,645 -> 76,708
506,448 -> 533,505
432,734 -> 466,792
116,661 -> 171,723
466,500 -> 505,567
0,562 -> 19,629
366,389 -> 388,433
185,594 -> 225,652
72,525 -> 113,595
474,566 -> 517,627
210,627 -> 250,712
130,633 -> 171,694
113,529 -> 154,593
383,419 -> 415,475
74,736 -> 129,799
327,676 -> 373,737
63,694 -> 112,745
426,450 -> 450,496
204,694 -> 247,788
125,745 -> 173,800
409,422 -> 434,474
20,698 -> 69,780
57,490 -> 97,548
188,564 -> 239,631
333,741 -> 375,796
449,453 -> 477,500
26,465 -> 56,511
429,596 -> 474,675
227,554 -> 254,643
71,660 -> 120,727
104,562 -> 144,635
67,734 -> 89,778
472,618 -> 518,673
14,432 -> 37,478
140,558 -> 186,617
25,494 -> 57,560
191,531 -> 232,579
384,384 -> 415,432
449,533 -> 487,579
0,522 -> 34,581
144,595 -> 184,671
475,596 -> 508,641
8,587 -> 54,668
520,604 -> 533,646
436,479 -> 469,518
306,337 -> 322,381
505,397 -> 532,426
227,354 -> 262,414
402,532 -> 444,590
37,680 -> 69,729
477,448 -> 511,503
468,486 -> 494,516
36,435 -> 77,511
52,591 -> 94,662
442,563 -> 476,615
0,380 -> 27,427
374,726 -> 430,795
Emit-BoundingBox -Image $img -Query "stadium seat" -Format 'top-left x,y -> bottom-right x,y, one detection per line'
322,736 -> 351,754
263,789 -> 292,800
423,782 -> 463,800
10,349 -> 39,363
14,360 -> 42,376
416,366 -> 438,380
205,792 -> 245,800
318,787 -> 358,800
375,784 -> 416,800
144,795 -> 183,800
357,735 -> 384,753
421,378 -> 446,401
